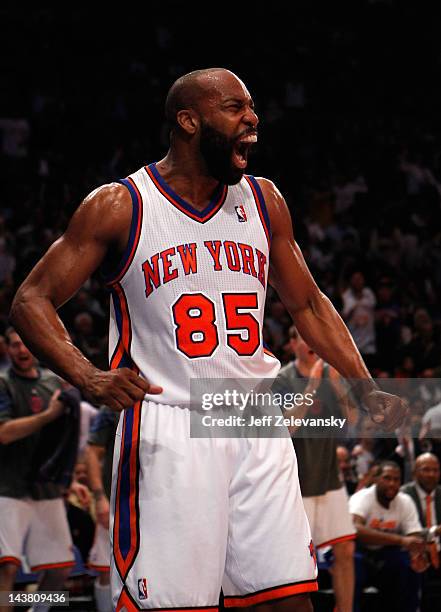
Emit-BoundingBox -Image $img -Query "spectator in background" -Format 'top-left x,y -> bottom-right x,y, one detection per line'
84,407 -> 118,612
333,170 -> 368,216
0,335 -> 10,374
402,453 -> 441,533
342,271 -> 377,368
0,239 -> 15,287
72,311 -> 107,370
274,327 -> 356,612
0,329 -> 75,612
78,400 -> 98,456
374,276 -> 401,372
350,461 -> 426,612
66,458 -> 95,567
419,400 -> 441,466
407,309 -> 441,376
401,453 -> 441,610
351,419 -> 375,485
337,445 -> 358,495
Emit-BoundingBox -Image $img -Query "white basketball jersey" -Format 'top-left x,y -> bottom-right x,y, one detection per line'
104,162 -> 280,406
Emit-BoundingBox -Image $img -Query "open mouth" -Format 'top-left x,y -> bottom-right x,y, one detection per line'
232,133 -> 257,169
17,355 -> 33,368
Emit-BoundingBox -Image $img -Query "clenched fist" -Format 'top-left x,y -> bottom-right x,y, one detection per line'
82,367 -> 162,411
362,389 -> 409,432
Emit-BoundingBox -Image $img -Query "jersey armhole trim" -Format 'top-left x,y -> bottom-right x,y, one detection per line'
244,175 -> 271,247
102,177 -> 143,286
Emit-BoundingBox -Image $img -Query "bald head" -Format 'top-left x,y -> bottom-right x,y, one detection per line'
165,68 -> 243,129
414,452 -> 440,493
415,452 -> 439,468
163,68 -> 257,184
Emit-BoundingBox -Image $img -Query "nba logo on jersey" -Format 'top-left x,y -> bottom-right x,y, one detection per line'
235,205 -> 247,222
138,578 -> 148,600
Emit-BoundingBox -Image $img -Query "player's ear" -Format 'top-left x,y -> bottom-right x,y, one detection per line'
176,109 -> 199,135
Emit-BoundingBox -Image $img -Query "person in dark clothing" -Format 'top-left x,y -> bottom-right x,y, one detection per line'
402,453 -> 441,611
0,328 -> 76,612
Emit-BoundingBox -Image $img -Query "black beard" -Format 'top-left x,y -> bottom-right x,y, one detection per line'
199,120 -> 244,185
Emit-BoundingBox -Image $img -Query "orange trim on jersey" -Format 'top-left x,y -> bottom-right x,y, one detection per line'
316,533 -> 356,549
145,165 -> 228,223
116,586 -> 219,611
116,587 -> 136,611
110,282 -> 135,371
223,580 -> 318,607
110,339 -> 125,369
106,177 -> 143,286
263,347 -> 276,358
113,400 -> 142,581
31,561 -> 75,572
0,556 -> 21,567
113,283 -> 131,354
244,175 -> 271,248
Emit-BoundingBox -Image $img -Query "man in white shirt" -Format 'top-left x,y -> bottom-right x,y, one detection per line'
349,461 -> 425,612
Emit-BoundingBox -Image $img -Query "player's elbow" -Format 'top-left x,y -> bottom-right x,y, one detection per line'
9,284 -> 34,329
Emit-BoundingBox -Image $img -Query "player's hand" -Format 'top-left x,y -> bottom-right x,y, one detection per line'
45,389 -> 65,421
363,390 -> 409,432
83,368 -> 163,411
96,495 -> 110,529
401,535 -> 425,555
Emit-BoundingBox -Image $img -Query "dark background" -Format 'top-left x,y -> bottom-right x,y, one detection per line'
1,1 -> 441,376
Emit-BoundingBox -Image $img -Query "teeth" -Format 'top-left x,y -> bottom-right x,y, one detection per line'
240,135 -> 257,143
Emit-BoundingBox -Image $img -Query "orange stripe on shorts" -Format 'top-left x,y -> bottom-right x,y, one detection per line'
224,580 -> 318,607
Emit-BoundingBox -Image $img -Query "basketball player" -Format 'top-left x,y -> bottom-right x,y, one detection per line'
10,68 -> 407,611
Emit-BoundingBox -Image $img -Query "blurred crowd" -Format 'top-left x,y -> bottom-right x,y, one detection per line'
1,2 -> 441,611
1,7 -> 441,378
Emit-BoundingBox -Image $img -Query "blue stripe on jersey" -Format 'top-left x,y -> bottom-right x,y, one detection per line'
118,406 -> 134,559
148,162 -> 225,219
101,178 -> 141,284
247,175 -> 272,239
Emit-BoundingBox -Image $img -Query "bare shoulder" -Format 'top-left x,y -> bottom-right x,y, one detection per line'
66,182 -> 132,246
254,177 -> 284,204
254,177 -> 292,234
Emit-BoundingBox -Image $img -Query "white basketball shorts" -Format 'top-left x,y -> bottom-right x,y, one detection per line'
0,497 -> 74,572
110,401 -> 318,611
302,486 -> 356,549
89,522 -> 111,572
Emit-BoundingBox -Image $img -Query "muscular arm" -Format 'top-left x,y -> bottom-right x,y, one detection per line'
259,178 -> 407,429
261,179 -> 370,381
10,184 -> 160,410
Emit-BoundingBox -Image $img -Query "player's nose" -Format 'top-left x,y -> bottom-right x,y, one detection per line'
243,106 -> 259,128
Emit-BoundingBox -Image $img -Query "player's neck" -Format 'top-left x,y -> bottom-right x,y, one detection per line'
156,151 -> 220,211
